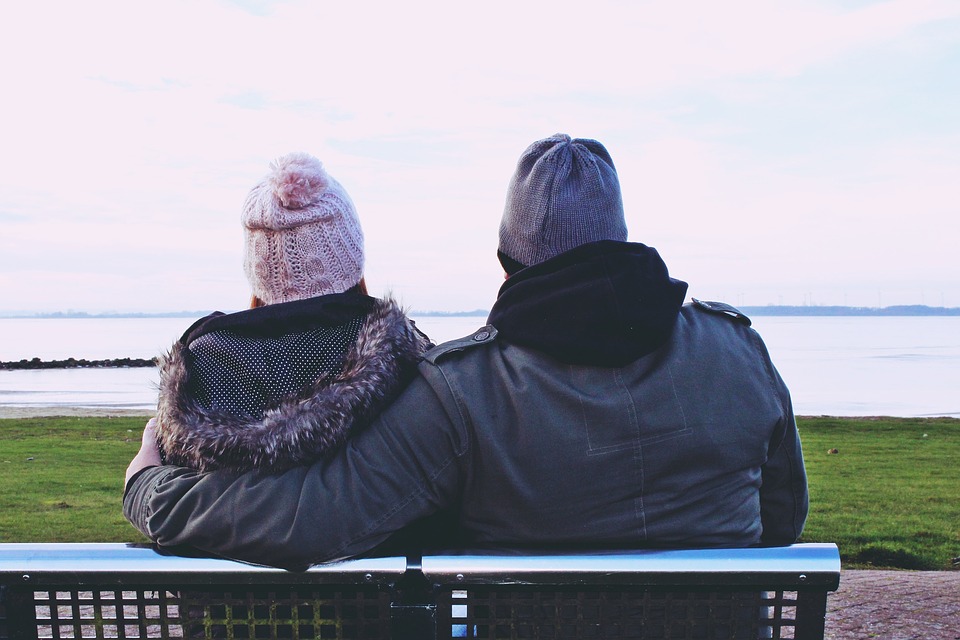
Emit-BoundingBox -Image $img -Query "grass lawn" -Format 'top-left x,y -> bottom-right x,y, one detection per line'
1,415 -> 958,570
0,416 -> 149,543
797,416 -> 959,570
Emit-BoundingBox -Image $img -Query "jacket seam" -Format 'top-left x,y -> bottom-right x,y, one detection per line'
749,327 -> 788,424
614,366 -> 647,540
328,451 -> 462,560
144,467 -> 181,538
329,362 -> 471,560
749,327 -> 803,542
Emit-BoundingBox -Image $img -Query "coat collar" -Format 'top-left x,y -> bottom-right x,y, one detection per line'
488,241 -> 688,366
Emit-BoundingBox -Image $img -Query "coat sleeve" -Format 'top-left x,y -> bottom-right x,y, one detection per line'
123,369 -> 468,570
758,366 -> 809,546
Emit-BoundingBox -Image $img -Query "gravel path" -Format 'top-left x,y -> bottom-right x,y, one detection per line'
827,570 -> 960,639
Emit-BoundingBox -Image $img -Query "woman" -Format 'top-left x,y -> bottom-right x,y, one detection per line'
154,152 -> 431,473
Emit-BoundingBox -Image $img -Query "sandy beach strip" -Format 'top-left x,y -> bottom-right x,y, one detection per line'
0,406 -> 155,419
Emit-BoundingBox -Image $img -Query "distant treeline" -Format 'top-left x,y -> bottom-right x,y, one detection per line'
1,357 -> 158,370
0,311 -> 218,319
739,305 -> 960,316
1,309 -> 492,319
412,309 -> 489,317
2,305 -> 958,319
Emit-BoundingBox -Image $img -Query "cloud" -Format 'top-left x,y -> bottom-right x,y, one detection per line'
0,0 -> 958,311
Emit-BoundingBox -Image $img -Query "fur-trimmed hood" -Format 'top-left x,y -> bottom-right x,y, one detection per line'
155,295 -> 431,473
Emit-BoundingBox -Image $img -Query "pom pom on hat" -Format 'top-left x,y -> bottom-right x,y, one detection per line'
242,152 -> 364,304
268,152 -> 330,209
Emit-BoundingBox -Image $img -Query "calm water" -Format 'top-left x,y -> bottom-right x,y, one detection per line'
1,315 -> 958,417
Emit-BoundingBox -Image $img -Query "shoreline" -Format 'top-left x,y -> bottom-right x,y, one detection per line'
1,406 -> 957,422
0,407 -> 155,419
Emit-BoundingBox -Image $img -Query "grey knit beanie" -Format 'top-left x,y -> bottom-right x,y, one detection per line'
242,152 -> 364,305
498,133 -> 627,270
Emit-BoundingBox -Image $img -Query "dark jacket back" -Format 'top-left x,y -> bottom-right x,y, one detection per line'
125,241 -> 807,569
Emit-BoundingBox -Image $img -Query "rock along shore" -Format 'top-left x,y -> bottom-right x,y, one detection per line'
0,357 -> 157,370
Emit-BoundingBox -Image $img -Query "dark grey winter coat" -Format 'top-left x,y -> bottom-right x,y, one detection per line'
155,292 -> 431,473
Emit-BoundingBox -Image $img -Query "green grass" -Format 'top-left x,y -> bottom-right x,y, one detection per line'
0,416 -> 150,543
796,416 -> 959,570
1,416 -> 958,569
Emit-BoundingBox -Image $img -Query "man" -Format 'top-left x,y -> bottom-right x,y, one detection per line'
125,133 -> 808,570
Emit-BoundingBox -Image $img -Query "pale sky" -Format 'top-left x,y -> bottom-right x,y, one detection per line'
1,0 -> 958,314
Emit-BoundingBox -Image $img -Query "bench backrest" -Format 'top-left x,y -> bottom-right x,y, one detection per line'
0,542 -> 840,639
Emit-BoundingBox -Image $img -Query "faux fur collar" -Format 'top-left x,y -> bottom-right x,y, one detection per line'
155,297 -> 431,473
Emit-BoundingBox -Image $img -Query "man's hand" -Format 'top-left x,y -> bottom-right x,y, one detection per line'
125,418 -> 162,486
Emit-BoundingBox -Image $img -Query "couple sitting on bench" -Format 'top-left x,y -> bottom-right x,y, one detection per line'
124,133 -> 808,572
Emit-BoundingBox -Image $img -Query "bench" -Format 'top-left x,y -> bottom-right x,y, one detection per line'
0,542 -> 840,639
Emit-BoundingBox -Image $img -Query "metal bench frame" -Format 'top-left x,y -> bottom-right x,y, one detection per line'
0,542 -> 840,639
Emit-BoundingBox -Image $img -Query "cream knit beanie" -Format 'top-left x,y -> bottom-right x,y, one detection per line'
242,153 -> 364,304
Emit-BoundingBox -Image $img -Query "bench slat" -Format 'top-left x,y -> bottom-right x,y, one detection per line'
421,543 -> 841,588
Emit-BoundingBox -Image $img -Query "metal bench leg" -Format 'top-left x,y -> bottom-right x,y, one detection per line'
794,590 -> 828,640
391,555 -> 437,640
1,586 -> 39,640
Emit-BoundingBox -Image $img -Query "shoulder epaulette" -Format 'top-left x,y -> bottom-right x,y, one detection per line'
424,325 -> 498,364
691,298 -> 752,326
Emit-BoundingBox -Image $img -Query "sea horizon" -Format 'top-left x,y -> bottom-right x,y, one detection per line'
1,315 -> 959,418
2,303 -> 960,319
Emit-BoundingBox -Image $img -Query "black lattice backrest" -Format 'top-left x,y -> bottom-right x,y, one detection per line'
420,546 -> 840,640
436,586 -> 805,639
0,544 -> 405,640
9,585 -> 391,639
